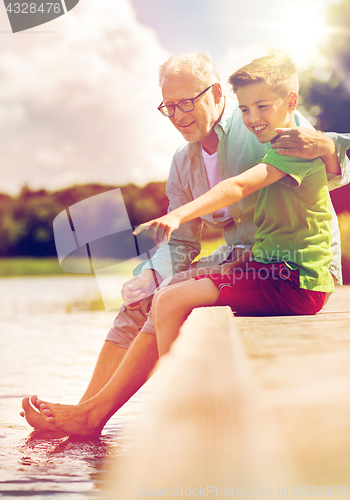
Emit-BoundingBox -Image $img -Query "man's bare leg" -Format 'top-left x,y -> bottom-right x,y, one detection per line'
20,341 -> 127,430
20,294 -> 155,431
79,341 -> 127,403
33,332 -> 159,435
21,267 -> 227,433
34,278 -> 219,435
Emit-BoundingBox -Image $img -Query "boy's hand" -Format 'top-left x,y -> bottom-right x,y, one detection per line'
133,213 -> 181,243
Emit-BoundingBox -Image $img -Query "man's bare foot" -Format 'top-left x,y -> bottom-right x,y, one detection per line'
37,398 -> 103,436
21,396 -> 58,431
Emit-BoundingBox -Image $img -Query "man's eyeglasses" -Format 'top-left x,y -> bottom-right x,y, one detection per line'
158,84 -> 214,118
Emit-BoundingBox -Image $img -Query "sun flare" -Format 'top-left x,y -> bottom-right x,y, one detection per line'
268,3 -> 332,68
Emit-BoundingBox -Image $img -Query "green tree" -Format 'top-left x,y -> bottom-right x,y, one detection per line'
0,183 -> 170,257
300,0 -> 350,132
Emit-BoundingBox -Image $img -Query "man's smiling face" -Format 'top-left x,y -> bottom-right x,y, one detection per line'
161,71 -> 219,144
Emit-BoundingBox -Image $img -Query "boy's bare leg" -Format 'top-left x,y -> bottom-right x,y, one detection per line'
32,278 -> 220,435
21,274 -> 218,431
153,277 -> 220,357
79,296 -> 154,402
33,331 -> 159,435
21,268 -> 227,433
20,341 -> 128,431
20,296 -> 153,430
79,341 -> 127,403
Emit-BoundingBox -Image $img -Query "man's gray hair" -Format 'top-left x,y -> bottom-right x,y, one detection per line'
159,52 -> 221,87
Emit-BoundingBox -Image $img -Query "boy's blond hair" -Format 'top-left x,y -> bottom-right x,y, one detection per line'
229,54 -> 299,97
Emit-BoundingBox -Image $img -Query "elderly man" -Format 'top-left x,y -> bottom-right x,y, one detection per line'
22,52 -> 350,435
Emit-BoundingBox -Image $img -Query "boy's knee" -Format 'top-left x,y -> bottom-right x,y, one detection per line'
153,287 -> 169,312
152,287 -> 176,320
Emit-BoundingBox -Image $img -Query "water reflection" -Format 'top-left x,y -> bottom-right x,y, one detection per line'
0,276 -> 159,499
15,432 -> 117,496
2,434 -> 114,497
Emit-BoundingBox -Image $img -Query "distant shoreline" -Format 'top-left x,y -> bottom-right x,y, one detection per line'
0,257 -> 138,277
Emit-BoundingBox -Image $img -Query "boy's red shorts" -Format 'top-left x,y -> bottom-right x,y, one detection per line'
195,261 -> 326,316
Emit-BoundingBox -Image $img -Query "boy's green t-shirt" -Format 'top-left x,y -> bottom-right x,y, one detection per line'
252,148 -> 334,292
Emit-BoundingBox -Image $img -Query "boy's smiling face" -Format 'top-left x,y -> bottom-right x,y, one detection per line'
236,81 -> 297,143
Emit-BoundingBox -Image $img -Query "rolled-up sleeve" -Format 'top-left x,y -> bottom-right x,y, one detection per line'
325,132 -> 350,190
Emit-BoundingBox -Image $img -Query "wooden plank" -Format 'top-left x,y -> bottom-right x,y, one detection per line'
107,286 -> 350,499
236,286 -> 350,488
108,306 -> 289,499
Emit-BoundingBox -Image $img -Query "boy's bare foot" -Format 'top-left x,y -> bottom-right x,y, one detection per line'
21,396 -> 58,431
37,399 -> 103,436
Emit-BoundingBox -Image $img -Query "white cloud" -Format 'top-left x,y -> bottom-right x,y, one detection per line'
215,0 -> 334,85
0,0 -> 181,194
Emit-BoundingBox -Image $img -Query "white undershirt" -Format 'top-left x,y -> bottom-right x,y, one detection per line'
202,148 -> 230,218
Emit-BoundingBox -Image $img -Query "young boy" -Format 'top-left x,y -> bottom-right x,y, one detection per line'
135,54 -> 335,357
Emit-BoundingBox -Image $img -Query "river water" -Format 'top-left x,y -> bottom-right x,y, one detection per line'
0,275 -> 160,499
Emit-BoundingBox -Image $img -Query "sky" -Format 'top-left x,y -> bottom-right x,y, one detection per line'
0,0 -> 339,194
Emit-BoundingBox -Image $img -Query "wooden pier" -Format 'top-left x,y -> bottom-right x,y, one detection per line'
107,286 -> 350,499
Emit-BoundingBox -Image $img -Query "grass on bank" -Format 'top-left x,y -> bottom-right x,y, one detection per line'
1,220 -> 349,277
0,257 -> 64,276
0,239 -> 224,312
0,239 -> 226,277
1,219 -> 349,311
0,256 -> 146,277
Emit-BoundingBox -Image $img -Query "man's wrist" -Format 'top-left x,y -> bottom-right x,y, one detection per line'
142,268 -> 163,287
321,134 -> 341,175
320,132 -> 336,157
